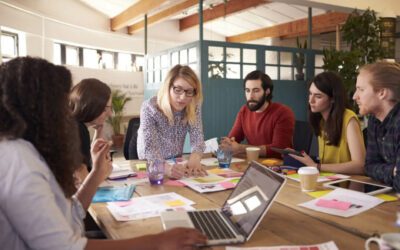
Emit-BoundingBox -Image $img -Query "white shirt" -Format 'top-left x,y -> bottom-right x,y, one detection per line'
0,139 -> 87,250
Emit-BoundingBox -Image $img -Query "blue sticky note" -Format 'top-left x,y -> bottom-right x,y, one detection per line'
92,184 -> 135,203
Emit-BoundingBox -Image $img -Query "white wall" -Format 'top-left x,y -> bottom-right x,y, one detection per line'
0,0 -> 225,117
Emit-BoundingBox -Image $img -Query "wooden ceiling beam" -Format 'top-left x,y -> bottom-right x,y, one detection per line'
226,12 -> 349,42
128,0 -> 198,34
111,0 -> 168,31
179,0 -> 268,31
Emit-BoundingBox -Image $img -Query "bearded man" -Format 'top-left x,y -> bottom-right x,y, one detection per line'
220,70 -> 295,158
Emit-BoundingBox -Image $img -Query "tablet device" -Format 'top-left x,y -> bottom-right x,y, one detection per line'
323,179 -> 392,195
270,147 -> 303,157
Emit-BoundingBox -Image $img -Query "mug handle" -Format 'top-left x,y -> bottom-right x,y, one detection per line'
365,237 -> 382,250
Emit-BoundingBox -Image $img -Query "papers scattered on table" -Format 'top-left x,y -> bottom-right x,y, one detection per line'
299,188 -> 384,217
286,171 -> 350,183
226,241 -> 338,250
178,169 -> 242,193
107,192 -> 195,221
92,184 -> 135,203
200,157 -> 245,167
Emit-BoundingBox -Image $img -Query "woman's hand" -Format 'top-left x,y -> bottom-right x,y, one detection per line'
165,163 -> 186,179
288,149 -> 316,166
187,153 -> 207,177
156,228 -> 207,250
91,138 -> 112,182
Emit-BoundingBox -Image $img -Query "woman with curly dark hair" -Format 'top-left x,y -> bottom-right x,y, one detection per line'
0,57 -> 206,250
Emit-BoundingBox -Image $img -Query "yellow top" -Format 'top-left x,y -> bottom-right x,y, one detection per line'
318,109 -> 362,164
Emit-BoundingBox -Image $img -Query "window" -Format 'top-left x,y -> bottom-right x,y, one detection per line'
66,46 -> 79,66
83,48 -> 98,69
1,31 -> 18,62
53,42 -> 143,71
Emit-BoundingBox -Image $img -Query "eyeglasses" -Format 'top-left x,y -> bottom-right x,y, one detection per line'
104,105 -> 112,111
171,85 -> 196,97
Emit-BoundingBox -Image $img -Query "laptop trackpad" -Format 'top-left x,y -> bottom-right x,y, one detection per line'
160,211 -> 194,230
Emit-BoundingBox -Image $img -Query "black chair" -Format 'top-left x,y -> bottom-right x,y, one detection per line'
124,117 -> 140,160
293,120 -> 314,154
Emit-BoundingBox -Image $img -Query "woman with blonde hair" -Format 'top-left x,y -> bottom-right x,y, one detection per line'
353,61 -> 400,191
137,64 -> 206,178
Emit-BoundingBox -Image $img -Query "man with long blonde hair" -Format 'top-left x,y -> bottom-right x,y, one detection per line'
138,65 -> 207,178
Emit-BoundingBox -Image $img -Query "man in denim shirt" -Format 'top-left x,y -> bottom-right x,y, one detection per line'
353,62 -> 400,191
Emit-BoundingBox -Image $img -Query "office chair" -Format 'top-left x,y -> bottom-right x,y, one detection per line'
124,117 -> 140,160
293,120 -> 314,154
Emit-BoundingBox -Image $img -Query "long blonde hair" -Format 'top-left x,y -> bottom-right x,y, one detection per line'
157,65 -> 203,125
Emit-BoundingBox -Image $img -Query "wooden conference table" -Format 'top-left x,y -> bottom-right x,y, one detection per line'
89,158 -> 399,249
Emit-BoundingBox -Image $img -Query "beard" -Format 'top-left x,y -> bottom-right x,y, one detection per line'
246,93 -> 267,111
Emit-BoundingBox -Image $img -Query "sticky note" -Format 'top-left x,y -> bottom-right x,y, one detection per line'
135,171 -> 148,179
136,163 -> 147,171
164,180 -> 186,187
165,200 -> 186,207
220,181 -> 236,189
315,199 -> 352,210
113,200 -> 135,207
375,194 -> 398,202
306,190 -> 332,198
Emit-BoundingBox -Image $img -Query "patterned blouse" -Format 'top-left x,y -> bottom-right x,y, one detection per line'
137,96 -> 205,160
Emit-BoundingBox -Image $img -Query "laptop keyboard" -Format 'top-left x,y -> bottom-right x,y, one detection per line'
188,210 -> 236,240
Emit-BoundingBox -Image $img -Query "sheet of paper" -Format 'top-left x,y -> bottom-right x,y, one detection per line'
286,172 -> 350,183
203,137 -> 219,153
107,192 -> 195,221
226,241 -> 339,250
299,188 -> 384,217
200,157 -> 245,167
179,172 -> 240,193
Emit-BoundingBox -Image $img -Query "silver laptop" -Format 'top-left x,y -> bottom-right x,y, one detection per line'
160,161 -> 286,246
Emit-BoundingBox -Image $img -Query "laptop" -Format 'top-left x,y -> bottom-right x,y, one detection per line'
160,161 -> 286,246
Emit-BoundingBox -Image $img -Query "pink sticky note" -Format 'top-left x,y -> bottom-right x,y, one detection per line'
315,198 -> 352,210
135,171 -> 148,179
326,175 -> 342,180
113,200 -> 135,207
164,180 -> 186,187
220,181 -> 236,189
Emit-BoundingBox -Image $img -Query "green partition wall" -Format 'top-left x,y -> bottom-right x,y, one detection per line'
143,40 -> 324,140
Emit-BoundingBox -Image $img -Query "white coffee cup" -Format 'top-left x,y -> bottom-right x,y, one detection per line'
298,166 -> 319,192
246,147 -> 260,163
365,233 -> 400,250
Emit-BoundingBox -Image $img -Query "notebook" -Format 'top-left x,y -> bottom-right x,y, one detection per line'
160,161 -> 286,246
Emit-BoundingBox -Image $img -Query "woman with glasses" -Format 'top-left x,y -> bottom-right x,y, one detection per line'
137,64 -> 207,178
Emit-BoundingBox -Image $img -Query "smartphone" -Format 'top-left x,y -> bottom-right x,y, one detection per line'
270,147 -> 303,157
323,179 -> 392,195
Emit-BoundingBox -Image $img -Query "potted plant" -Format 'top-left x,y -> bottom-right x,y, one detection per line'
294,37 -> 307,80
107,89 -> 132,148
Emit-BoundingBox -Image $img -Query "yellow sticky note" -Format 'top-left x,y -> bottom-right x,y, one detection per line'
375,194 -> 398,202
306,190 -> 332,198
165,200 -> 186,207
136,163 -> 147,171
208,168 -> 225,174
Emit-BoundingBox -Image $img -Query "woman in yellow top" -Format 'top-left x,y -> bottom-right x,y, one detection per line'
289,71 -> 366,174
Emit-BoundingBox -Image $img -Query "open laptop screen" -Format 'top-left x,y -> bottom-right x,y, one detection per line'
221,161 -> 285,237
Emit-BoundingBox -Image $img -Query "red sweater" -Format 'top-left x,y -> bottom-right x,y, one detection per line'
228,102 -> 295,158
